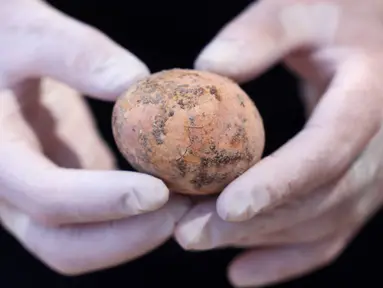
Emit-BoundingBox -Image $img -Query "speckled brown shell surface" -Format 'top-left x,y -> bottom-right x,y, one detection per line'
112,69 -> 265,195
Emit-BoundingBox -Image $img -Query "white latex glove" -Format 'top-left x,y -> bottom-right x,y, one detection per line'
175,0 -> 383,286
0,0 -> 189,275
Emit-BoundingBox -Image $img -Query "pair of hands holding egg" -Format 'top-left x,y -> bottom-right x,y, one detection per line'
1,0 -> 383,287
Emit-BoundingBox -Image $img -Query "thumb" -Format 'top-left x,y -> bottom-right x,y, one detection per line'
1,0 -> 149,100
195,0 -> 340,82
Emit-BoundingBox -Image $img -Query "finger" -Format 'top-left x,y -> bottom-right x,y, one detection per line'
232,208 -> 350,248
0,0 -> 149,99
228,233 -> 350,287
0,195 -> 190,275
217,57 -> 383,221
175,150 -> 378,251
0,142 -> 169,225
175,195 -> 344,250
176,112 -> 383,251
195,0 -> 341,82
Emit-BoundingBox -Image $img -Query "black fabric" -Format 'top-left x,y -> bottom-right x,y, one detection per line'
1,0 -> 382,287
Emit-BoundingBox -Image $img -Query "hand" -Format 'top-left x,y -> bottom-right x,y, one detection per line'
175,0 -> 383,286
0,0 -> 189,275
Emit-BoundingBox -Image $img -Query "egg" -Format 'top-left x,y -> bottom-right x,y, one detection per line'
112,69 -> 265,195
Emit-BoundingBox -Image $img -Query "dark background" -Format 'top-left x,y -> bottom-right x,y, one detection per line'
1,0 -> 382,287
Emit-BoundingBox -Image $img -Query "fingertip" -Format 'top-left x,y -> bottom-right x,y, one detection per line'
227,253 -> 256,288
194,39 -> 253,83
174,201 -> 216,250
174,216 -> 207,250
130,173 -> 170,214
216,189 -> 250,222
194,0 -> 303,83
26,1 -> 151,101
228,249 -> 286,288
217,160 -> 279,222
227,263 -> 244,288
85,52 -> 151,101
217,183 -> 271,222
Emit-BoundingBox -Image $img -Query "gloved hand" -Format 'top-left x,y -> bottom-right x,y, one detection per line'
175,0 -> 383,286
0,0 -> 189,275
